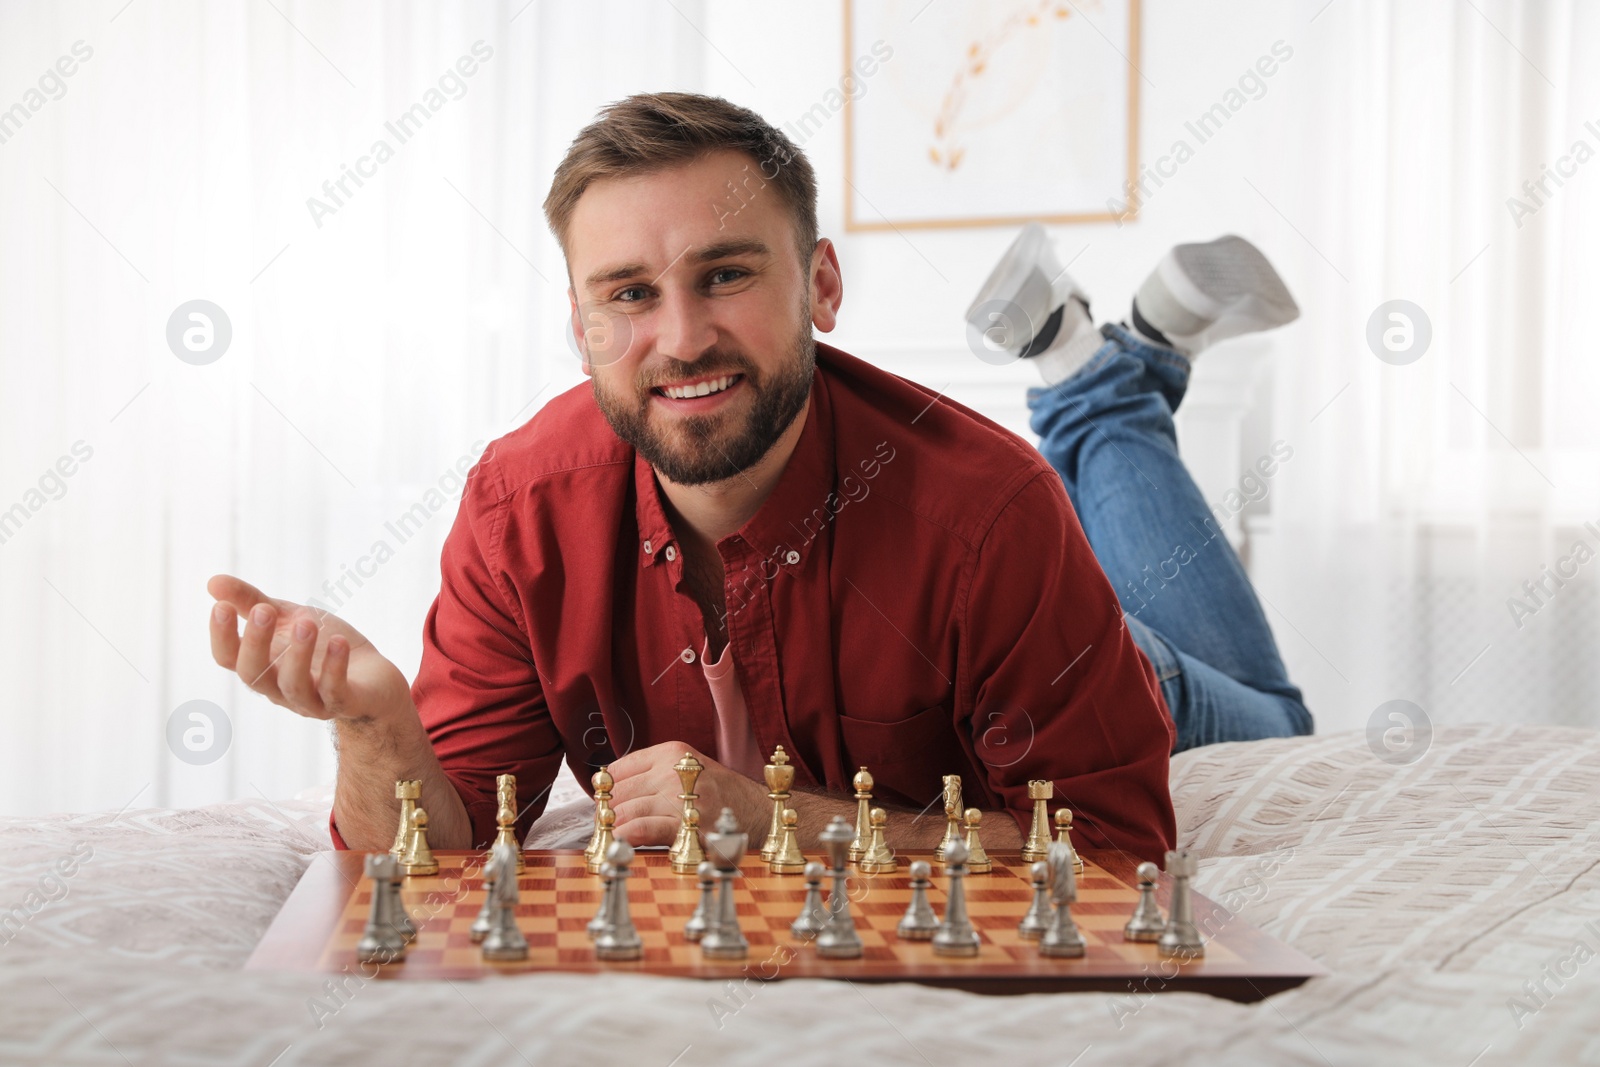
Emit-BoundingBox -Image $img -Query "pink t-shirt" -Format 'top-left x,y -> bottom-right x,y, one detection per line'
701,632 -> 765,779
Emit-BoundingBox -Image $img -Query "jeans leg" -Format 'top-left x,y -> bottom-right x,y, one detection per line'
1027,323 -> 1311,747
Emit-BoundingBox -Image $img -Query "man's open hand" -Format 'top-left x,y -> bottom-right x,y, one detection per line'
207,574 -> 412,724
606,742 -> 768,848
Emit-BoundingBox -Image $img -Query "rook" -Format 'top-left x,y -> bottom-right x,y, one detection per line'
356,853 -> 408,964
1157,850 -> 1205,958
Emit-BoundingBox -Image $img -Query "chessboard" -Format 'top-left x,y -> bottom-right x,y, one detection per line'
248,848 -> 1325,1001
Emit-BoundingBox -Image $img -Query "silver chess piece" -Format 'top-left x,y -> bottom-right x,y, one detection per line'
1157,849 -> 1205,958
815,815 -> 863,958
586,858 -> 615,941
1016,860 -> 1052,941
387,854 -> 415,942
699,808 -> 750,960
896,859 -> 939,941
594,841 -> 643,961
357,853 -> 408,964
1124,860 -> 1165,942
791,861 -> 828,940
470,848 -> 505,943
932,839 -> 980,957
480,841 -> 529,961
1038,841 -> 1086,958
684,860 -> 715,943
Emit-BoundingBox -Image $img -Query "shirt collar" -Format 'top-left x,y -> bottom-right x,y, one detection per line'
633,355 -> 836,568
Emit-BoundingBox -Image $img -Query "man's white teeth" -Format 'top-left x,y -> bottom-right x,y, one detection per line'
662,375 -> 736,400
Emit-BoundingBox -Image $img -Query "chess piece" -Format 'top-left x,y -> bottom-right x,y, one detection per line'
356,853 -> 408,963
401,807 -> 439,876
594,841 -> 643,961
699,808 -> 750,960
684,861 -> 715,942
494,773 -> 525,874
790,861 -> 828,939
1017,860 -> 1052,940
480,842 -> 529,961
668,754 -> 707,874
1157,849 -> 1205,958
815,815 -> 863,959
932,838 -> 980,957
760,747 -> 794,862
896,859 -> 939,941
387,858 -> 415,942
390,779 -> 421,856
935,775 -> 964,862
586,807 -> 616,875
586,859 -> 615,941
848,767 -> 874,861
1038,841 -> 1086,958
768,808 -> 806,875
1022,780 -> 1053,862
1055,808 -> 1084,876
1123,861 -> 1165,942
962,808 -> 991,874
584,766 -> 614,865
470,852 -> 499,944
857,808 -> 898,875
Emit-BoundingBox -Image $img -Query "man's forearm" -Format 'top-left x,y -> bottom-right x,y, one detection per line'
331,712 -> 474,850
782,788 -> 1023,851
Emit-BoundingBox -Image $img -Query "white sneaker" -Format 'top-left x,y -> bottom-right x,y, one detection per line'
965,222 -> 1100,384
1132,235 -> 1299,357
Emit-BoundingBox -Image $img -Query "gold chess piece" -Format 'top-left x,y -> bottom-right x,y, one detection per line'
935,774 -> 964,862
962,808 -> 992,874
1022,780 -> 1053,862
391,779 -> 421,856
848,767 -> 874,861
584,766 -> 614,865
493,773 -> 524,874
401,806 -> 439,876
761,747 -> 794,862
769,808 -> 806,874
1054,807 -> 1084,876
586,806 -> 616,875
669,753 -> 707,874
858,807 -> 898,874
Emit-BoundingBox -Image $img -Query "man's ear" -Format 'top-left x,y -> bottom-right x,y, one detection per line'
808,237 -> 843,334
567,286 -> 594,377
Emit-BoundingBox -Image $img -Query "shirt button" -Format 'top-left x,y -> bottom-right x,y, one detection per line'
680,647 -> 696,664
665,545 -> 677,561
785,550 -> 801,565
643,540 -> 653,555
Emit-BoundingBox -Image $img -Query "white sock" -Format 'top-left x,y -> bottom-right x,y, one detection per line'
1132,235 -> 1299,358
1029,297 -> 1102,386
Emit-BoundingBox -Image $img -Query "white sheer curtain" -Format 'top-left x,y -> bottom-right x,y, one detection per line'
0,0 -> 706,815
1252,0 -> 1600,736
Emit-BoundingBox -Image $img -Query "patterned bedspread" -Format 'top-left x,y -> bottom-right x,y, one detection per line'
1,724 -> 1595,1065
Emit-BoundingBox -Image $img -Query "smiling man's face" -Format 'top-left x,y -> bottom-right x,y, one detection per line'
565,149 -> 835,486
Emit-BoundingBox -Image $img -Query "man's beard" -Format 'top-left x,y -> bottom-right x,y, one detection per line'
590,312 -> 817,487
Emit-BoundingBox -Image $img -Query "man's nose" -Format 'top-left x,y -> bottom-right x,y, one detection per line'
652,288 -> 718,364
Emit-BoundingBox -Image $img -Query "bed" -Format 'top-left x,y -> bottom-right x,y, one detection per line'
1,723 -> 1595,1065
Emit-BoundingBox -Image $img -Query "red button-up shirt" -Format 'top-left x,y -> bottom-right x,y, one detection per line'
394,342 -> 1175,860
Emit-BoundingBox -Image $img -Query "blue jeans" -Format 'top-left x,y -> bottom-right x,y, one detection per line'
1027,322 -> 1313,753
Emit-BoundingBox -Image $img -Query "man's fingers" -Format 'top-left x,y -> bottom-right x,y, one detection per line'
612,815 -> 681,847
207,573 -> 277,612
234,603 -> 288,704
276,613 -> 327,719
608,767 -> 681,809
209,602 -> 241,669
316,636 -> 351,714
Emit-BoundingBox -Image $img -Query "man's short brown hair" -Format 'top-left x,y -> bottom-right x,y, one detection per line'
543,91 -> 819,278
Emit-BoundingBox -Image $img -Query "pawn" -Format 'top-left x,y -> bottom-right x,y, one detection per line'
962,808 -> 991,874
790,861 -> 828,940
1054,808 -> 1084,876
1123,861 -> 1165,942
586,860 -> 615,941
401,807 -> 439,877
931,839 -> 980,957
769,808 -> 806,874
684,860 -> 715,942
1016,860 -> 1052,940
896,860 -> 939,941
586,807 -> 616,875
594,841 -> 642,961
857,808 -> 897,875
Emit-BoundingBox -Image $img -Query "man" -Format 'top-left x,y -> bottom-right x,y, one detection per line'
208,92 -> 1304,863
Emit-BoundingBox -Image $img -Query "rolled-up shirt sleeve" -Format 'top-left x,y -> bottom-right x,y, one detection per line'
959,468 -> 1176,863
409,469 -> 564,848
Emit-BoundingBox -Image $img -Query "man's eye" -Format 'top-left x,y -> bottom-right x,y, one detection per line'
710,268 -> 746,285
614,286 -> 649,303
